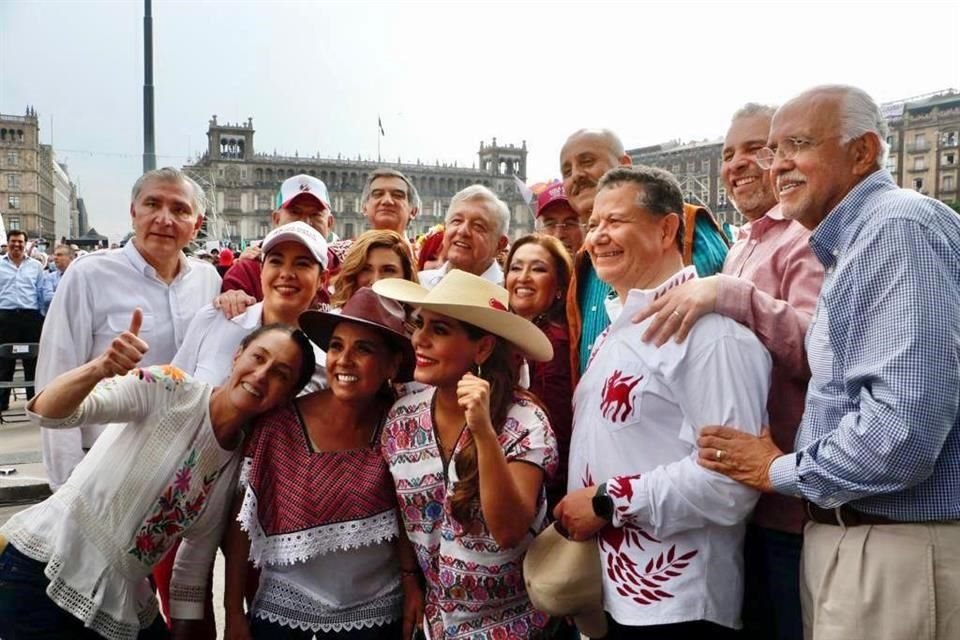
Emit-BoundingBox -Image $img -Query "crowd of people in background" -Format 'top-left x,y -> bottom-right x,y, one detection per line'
1,82 -> 959,640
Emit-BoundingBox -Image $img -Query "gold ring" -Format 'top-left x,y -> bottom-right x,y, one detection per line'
715,449 -> 723,462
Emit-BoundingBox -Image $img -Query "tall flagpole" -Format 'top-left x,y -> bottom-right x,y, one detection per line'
143,0 -> 156,173
377,115 -> 381,163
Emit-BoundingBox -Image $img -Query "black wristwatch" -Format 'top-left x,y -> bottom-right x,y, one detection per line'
592,483 -> 614,521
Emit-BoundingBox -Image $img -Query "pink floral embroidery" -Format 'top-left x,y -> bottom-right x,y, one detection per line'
128,449 -> 219,565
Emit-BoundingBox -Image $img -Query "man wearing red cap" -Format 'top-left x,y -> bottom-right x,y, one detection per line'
219,174 -> 332,306
535,183 -> 583,255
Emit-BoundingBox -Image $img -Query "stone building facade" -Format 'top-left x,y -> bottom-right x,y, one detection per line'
182,116 -> 534,244
0,107 -> 57,246
883,90 -> 960,204
627,138 -> 738,226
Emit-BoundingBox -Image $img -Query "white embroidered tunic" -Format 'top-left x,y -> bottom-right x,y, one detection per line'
569,267 -> 772,629
1,366 -> 240,640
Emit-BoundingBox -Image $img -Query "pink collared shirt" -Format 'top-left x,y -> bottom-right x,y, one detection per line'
715,205 -> 823,533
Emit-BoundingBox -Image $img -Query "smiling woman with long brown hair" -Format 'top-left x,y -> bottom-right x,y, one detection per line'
373,270 -> 558,640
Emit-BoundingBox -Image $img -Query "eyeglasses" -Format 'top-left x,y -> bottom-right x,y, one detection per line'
755,135 -> 842,170
537,220 -> 586,232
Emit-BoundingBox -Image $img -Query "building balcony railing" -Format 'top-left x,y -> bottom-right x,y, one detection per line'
907,143 -> 930,153
941,138 -> 959,149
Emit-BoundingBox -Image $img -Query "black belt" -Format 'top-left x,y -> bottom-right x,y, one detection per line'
0,308 -> 40,314
805,501 -> 903,526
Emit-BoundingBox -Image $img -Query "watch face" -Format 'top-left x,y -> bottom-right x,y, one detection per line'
592,494 -> 614,520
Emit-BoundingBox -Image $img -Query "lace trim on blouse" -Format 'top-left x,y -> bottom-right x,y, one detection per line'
238,487 -> 399,567
252,574 -> 402,633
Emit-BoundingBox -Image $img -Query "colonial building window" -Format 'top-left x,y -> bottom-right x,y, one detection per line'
7,195 -> 19,209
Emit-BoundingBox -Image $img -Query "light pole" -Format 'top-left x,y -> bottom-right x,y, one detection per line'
143,0 -> 156,173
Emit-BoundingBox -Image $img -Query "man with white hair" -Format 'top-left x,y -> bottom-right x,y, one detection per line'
39,167 -> 221,489
418,184 -> 509,288
697,85 -> 960,640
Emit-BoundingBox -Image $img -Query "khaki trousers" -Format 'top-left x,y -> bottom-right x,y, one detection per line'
801,519 -> 960,640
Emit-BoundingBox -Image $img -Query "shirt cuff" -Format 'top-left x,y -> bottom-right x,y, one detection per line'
714,274 -> 752,324
769,453 -> 800,496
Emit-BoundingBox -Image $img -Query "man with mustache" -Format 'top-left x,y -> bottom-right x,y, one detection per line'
636,104 -> 823,640
696,85 -> 960,640
561,129 -> 730,381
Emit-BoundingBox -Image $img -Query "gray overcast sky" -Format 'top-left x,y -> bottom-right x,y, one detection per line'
2,0 -> 958,242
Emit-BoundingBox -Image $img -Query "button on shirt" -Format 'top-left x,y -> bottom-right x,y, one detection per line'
38,241 -> 222,488
769,170 -> 960,522
0,254 -> 44,310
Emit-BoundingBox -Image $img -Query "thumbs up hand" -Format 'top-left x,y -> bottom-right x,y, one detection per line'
96,308 -> 150,378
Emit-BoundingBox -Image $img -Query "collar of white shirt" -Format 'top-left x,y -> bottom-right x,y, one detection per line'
122,241 -> 192,281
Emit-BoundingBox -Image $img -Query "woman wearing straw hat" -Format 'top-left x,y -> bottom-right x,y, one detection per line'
223,288 -> 423,640
374,270 -> 558,640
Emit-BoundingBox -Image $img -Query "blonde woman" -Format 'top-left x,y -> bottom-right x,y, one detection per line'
329,230 -> 418,309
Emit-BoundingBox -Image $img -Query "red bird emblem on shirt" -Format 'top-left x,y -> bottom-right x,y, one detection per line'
600,370 -> 643,422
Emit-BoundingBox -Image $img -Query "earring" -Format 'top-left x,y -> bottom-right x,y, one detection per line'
475,363 -> 483,377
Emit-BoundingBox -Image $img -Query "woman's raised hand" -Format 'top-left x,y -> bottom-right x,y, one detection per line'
95,308 -> 149,378
457,372 -> 494,434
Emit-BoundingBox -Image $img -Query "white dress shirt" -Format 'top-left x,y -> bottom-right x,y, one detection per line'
171,301 -> 327,392
38,242 -> 221,489
417,259 -> 503,289
569,267 -> 771,629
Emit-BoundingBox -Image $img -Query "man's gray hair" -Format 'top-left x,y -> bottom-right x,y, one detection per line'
361,168 -> 421,215
54,243 -> 75,257
446,184 -> 510,237
731,103 -> 777,122
131,167 -> 207,218
805,85 -> 890,169
597,165 -> 685,251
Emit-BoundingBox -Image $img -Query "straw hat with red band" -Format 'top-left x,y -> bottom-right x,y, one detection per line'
299,287 -> 416,381
372,269 -> 553,363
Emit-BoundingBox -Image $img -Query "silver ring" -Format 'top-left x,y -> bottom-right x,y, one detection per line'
671,309 -> 683,319
715,449 -> 724,462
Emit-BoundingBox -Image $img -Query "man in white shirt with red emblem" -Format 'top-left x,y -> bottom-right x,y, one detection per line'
554,165 -> 771,639
39,167 -> 221,490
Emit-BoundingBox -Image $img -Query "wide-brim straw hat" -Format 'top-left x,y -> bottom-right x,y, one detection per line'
523,523 -> 608,638
299,287 -> 415,381
372,269 -> 553,362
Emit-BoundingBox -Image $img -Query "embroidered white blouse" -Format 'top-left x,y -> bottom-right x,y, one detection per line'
1,366 -> 240,640
569,267 -> 772,629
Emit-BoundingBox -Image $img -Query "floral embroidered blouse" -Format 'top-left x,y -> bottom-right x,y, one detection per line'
1,366 -> 240,640
382,386 -> 558,640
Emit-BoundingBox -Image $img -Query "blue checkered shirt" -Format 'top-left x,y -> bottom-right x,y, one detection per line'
769,170 -> 960,521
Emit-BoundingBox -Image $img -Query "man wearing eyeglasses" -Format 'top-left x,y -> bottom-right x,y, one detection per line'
534,183 -> 583,254
693,85 -> 960,640
636,103 -> 823,640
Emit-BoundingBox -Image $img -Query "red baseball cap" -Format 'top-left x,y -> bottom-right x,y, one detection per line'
536,183 -> 571,218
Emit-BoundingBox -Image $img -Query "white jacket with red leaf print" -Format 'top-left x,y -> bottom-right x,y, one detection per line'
569,266 -> 771,629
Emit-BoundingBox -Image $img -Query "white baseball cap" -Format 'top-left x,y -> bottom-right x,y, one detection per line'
261,221 -> 328,269
276,174 -> 331,211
